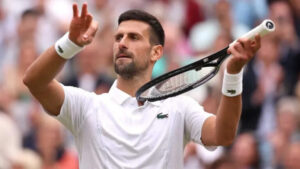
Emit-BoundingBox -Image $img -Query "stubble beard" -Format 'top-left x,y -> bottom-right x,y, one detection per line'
114,57 -> 150,80
114,61 -> 137,79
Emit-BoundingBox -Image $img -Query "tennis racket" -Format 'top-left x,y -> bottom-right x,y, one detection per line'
136,19 -> 275,102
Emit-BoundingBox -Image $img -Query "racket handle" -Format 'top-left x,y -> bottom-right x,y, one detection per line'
230,19 -> 275,45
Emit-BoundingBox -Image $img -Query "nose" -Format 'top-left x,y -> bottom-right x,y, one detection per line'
118,37 -> 128,50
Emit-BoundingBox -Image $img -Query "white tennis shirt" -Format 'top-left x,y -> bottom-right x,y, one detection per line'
55,81 -> 215,169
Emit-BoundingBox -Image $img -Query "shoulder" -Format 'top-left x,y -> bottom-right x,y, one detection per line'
63,85 -> 97,97
62,85 -> 109,106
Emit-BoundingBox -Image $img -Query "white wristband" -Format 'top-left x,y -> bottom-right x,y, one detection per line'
54,32 -> 83,59
222,69 -> 243,97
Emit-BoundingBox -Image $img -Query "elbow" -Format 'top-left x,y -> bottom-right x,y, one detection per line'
23,70 -> 33,89
23,72 -> 29,87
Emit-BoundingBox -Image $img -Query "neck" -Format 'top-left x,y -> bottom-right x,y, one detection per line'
116,72 -> 152,97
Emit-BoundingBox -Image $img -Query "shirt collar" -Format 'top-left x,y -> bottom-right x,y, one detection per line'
109,80 -> 131,105
108,80 -> 161,106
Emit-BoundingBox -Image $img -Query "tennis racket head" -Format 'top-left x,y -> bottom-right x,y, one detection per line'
136,47 -> 229,102
136,19 -> 276,102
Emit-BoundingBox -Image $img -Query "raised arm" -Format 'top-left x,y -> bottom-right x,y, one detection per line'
201,36 -> 261,146
23,3 -> 98,116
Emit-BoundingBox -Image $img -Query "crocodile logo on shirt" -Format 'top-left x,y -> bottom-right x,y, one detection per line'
58,45 -> 64,53
157,112 -> 168,119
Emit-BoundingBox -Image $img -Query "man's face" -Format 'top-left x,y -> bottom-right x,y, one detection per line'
113,20 -> 153,79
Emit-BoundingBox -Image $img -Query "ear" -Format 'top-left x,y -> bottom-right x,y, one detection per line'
150,45 -> 163,62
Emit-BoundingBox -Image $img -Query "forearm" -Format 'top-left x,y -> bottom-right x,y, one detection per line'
214,66 -> 243,145
23,46 -> 67,90
201,35 -> 261,146
215,95 -> 242,145
23,3 -> 98,116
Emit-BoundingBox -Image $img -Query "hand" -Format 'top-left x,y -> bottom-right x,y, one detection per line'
68,3 -> 99,47
226,35 -> 261,74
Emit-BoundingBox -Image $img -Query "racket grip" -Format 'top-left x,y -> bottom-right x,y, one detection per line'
230,19 -> 275,45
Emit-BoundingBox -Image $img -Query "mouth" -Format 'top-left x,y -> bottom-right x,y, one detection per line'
116,53 -> 132,60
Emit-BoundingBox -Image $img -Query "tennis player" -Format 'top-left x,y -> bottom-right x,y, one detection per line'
23,3 -> 261,169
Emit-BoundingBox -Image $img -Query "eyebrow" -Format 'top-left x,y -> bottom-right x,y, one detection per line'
114,31 -> 143,39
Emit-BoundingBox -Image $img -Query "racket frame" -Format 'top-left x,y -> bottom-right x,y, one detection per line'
136,47 -> 229,102
136,19 -> 275,102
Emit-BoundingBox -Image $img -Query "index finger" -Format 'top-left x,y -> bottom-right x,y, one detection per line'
80,3 -> 88,18
254,34 -> 261,46
72,3 -> 79,18
251,34 -> 261,51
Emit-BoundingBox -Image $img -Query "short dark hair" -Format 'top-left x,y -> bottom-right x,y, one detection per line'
118,9 -> 165,46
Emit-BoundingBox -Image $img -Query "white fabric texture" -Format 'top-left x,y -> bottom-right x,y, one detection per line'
54,32 -> 83,59
55,81 -> 215,169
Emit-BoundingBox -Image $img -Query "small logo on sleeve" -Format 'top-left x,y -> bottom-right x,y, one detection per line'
58,45 -> 64,53
157,112 -> 168,119
227,89 -> 236,95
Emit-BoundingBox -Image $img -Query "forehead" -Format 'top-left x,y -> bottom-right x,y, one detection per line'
116,20 -> 150,35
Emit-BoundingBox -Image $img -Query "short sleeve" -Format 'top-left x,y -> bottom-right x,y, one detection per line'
54,84 -> 95,136
181,96 -> 216,150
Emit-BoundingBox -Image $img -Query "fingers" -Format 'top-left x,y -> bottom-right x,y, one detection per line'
82,20 -> 99,44
228,44 -> 242,58
71,3 -> 98,45
251,35 -> 261,52
226,35 -> 261,73
229,35 -> 261,55
227,41 -> 244,56
80,3 -> 88,18
233,42 -> 244,53
72,3 -> 79,18
84,13 -> 93,29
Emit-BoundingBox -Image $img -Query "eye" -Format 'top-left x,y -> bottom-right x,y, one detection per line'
129,34 -> 139,40
115,34 -> 123,42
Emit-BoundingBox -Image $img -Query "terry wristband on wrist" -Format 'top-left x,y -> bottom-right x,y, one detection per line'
54,32 -> 83,59
222,69 -> 243,97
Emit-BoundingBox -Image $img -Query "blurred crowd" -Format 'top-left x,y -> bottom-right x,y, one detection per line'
0,0 -> 299,168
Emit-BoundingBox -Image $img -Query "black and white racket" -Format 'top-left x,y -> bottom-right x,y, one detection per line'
136,19 -> 275,102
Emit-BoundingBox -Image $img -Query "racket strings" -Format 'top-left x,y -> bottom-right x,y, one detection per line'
142,67 -> 215,99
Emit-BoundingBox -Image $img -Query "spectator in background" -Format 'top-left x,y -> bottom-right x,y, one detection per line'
0,0 -> 298,167
11,149 -> 41,169
268,0 -> 300,96
4,39 -> 38,101
34,0 -> 73,52
4,9 -> 39,68
230,133 -> 261,169
0,9 -> 40,139
36,115 -> 78,169
0,1 -> 17,76
183,142 -> 204,169
189,0 -> 249,56
259,97 -> 300,169
231,0 -> 268,28
63,24 -> 114,94
289,0 -> 300,38
0,112 -> 22,169
241,35 -> 282,134
64,42 -> 107,92
152,22 -> 187,78
183,141 -> 224,169
284,142 -> 300,169
2,38 -> 39,137
83,0 -> 116,29
208,155 -> 237,169
182,0 -> 205,36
